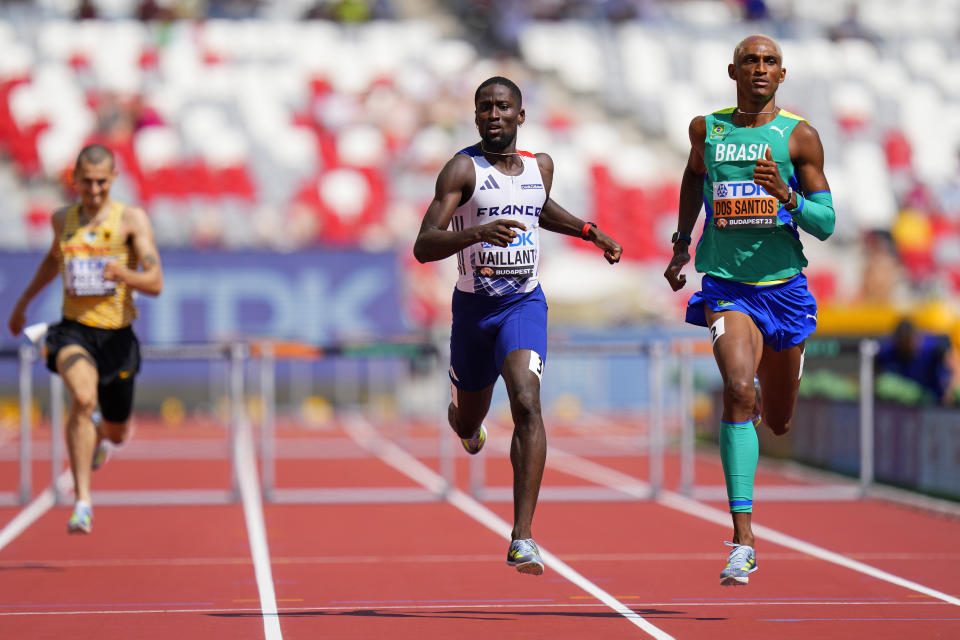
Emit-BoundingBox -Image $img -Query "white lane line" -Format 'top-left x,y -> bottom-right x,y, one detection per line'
0,470 -> 72,552
344,417 -> 675,640
543,442 -> 960,608
3,550 -> 957,569
661,491 -> 960,607
234,419 -> 283,640
0,600 -> 953,617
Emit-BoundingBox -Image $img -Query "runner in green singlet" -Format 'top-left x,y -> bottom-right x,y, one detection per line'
664,35 -> 836,586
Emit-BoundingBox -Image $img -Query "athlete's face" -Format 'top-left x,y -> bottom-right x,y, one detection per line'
728,38 -> 785,100
73,159 -> 116,211
475,84 -> 525,151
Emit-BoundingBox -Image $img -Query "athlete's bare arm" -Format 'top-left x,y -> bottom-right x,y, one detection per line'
534,154 -> 621,264
664,116 -> 707,292
103,206 -> 163,296
413,153 -> 526,263
8,208 -> 69,336
789,121 -> 830,194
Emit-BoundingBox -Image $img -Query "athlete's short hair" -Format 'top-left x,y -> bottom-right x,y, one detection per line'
75,144 -> 115,171
474,76 -> 522,108
733,34 -> 783,65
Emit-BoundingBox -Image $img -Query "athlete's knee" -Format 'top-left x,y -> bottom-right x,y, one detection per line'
723,377 -> 756,412
69,392 -> 98,419
509,388 -> 542,428
102,420 -> 130,444
764,417 -> 791,436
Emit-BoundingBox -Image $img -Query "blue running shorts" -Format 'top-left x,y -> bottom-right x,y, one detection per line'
685,273 -> 817,352
449,285 -> 548,391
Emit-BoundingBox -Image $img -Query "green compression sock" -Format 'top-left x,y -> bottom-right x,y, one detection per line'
719,419 -> 759,513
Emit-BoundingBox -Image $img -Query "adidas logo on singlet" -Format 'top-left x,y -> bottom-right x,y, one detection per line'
479,175 -> 500,191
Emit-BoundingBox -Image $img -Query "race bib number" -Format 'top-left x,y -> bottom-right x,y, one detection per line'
712,181 -> 779,230
474,246 -> 536,279
66,257 -> 118,296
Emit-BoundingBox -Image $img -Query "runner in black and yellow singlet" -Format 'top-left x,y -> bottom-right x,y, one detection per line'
664,35 -> 836,586
8,144 -> 164,534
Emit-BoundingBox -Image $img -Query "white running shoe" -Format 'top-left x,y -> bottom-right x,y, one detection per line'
719,541 -> 757,586
506,538 -> 544,575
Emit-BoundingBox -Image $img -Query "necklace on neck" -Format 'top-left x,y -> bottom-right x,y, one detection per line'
480,142 -> 519,157
734,106 -> 779,116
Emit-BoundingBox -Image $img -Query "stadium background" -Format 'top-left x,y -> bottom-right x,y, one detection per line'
0,0 -> 959,496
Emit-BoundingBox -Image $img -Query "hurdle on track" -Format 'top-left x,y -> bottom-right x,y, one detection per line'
0,336 -> 881,507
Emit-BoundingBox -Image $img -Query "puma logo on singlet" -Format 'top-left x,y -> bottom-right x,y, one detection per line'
770,125 -> 786,138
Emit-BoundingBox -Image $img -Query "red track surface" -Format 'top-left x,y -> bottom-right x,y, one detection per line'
1,419 -> 959,639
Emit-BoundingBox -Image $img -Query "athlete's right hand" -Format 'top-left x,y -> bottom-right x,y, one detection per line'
664,246 -> 690,291
8,306 -> 25,337
478,219 -> 527,247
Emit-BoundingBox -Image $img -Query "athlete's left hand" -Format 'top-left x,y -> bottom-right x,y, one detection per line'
590,228 -> 622,264
103,261 -> 128,284
753,148 -> 789,202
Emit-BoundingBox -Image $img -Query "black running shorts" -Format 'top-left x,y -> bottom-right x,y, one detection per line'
45,319 -> 140,422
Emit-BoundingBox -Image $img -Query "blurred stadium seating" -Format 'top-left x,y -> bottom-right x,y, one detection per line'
1,0 -> 959,334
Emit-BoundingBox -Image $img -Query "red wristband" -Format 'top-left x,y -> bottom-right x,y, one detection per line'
581,221 -> 597,240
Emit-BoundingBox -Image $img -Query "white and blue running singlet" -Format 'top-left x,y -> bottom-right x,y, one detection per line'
454,144 -> 545,296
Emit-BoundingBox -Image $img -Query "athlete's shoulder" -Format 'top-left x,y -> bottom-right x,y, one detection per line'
790,117 -> 822,145
50,205 -> 72,230
689,115 -> 707,142
711,107 -> 737,116
51,205 -> 72,222
443,148 -> 478,176
121,202 -> 148,221
533,151 -> 553,169
777,109 -> 807,123
457,143 -> 482,158
120,203 -> 153,234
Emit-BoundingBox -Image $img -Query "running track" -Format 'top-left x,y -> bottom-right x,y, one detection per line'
1,418 -> 959,639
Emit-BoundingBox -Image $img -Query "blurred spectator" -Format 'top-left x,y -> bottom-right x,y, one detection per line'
75,0 -> 98,19
891,183 -> 938,282
828,3 -> 878,44
136,0 -> 175,22
875,319 -> 960,405
859,230 -> 904,303
735,0 -> 770,21
303,0 -> 394,22
207,0 -> 263,19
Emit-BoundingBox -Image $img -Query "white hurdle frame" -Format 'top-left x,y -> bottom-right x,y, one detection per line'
44,343 -> 245,506
2,337 -> 882,506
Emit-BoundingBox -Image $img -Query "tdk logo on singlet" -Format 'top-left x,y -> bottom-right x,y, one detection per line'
715,182 -> 771,198
479,175 -> 500,191
481,231 -> 534,248
509,231 -> 534,247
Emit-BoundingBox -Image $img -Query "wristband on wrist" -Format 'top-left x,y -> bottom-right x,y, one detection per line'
780,186 -> 793,207
581,221 -> 597,240
787,192 -> 803,214
671,231 -> 692,245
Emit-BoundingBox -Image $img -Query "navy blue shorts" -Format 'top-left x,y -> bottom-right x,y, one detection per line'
449,285 -> 548,391
685,273 -> 817,352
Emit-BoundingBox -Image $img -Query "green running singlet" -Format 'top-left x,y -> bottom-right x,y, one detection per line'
695,108 -> 809,284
